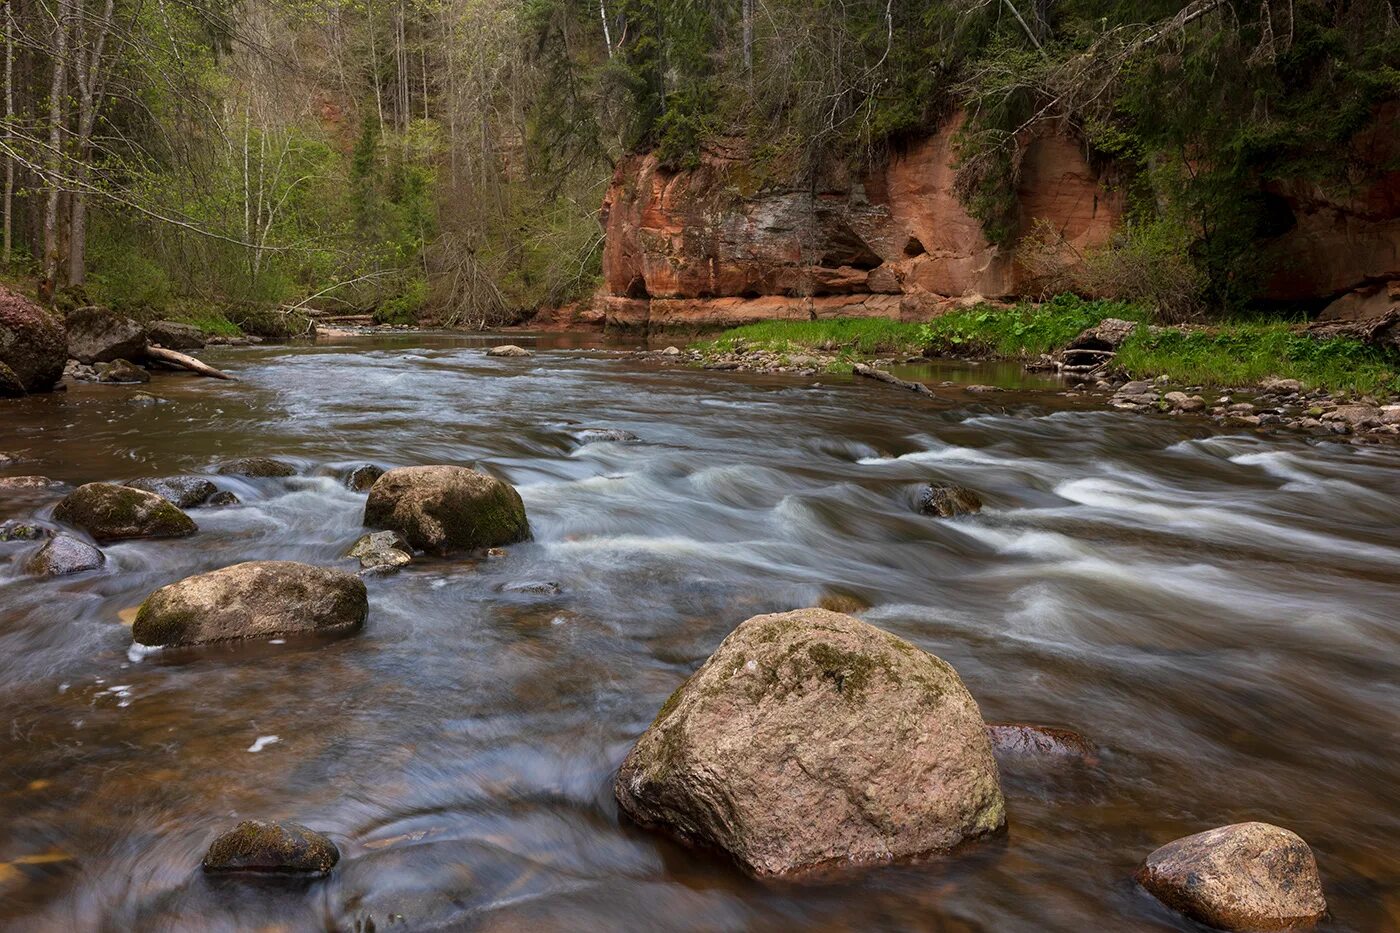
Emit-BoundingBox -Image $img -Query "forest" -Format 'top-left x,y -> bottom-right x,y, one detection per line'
0,0 -> 1393,334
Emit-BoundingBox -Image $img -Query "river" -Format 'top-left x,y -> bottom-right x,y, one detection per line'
2,333 -> 1398,931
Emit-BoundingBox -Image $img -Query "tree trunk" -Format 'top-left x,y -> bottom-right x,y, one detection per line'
68,0 -> 115,287
742,0 -> 753,80
42,0 -> 73,299
3,0 -> 14,267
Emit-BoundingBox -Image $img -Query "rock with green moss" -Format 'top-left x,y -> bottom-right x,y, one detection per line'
363,465 -> 529,556
614,608 -> 1005,876
133,560 -> 367,647
917,482 -> 983,518
215,457 -> 298,477
203,820 -> 339,875
52,483 -> 197,542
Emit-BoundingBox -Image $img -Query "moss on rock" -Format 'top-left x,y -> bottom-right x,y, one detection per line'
363,465 -> 530,556
52,483 -> 197,542
203,820 -> 339,875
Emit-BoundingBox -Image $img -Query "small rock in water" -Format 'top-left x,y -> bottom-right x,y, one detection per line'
0,475 -> 64,490
125,476 -> 218,509
574,428 -> 640,444
25,533 -> 105,576
1163,391 -> 1207,413
501,580 -> 562,595
614,608 -> 1005,876
486,344 -> 532,357
203,820 -> 339,876
363,465 -> 529,556
0,519 -> 49,542
216,457 -> 298,477
661,345 -> 681,355
1136,822 -> 1327,931
94,359 -> 150,384
344,463 -> 385,491
204,490 -> 240,507
964,384 -> 999,394
133,560 -> 368,647
128,392 -> 166,406
987,723 -> 1097,767
345,530 -> 413,575
53,483 -> 197,542
917,482 -> 983,518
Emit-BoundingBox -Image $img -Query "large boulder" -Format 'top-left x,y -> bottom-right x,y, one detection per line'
363,465 -> 529,556
25,533 -> 105,576
1136,822 -> 1328,931
125,476 -> 218,509
146,320 -> 207,350
216,457 -> 298,478
614,608 -> 1005,876
65,305 -> 147,364
0,286 -> 66,395
203,820 -> 339,875
52,483 -> 197,542
132,560 -> 367,647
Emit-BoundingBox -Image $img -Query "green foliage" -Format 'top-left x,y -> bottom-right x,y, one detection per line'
375,277 -> 428,325
698,318 -> 931,359
921,295 -> 1150,358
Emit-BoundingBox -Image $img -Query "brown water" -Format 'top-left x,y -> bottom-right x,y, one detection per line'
2,333 -> 1398,932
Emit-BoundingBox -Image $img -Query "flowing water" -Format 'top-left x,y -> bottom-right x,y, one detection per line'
1,334 -> 1398,931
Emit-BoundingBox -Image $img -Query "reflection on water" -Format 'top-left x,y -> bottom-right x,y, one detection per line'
1,332 -> 1398,931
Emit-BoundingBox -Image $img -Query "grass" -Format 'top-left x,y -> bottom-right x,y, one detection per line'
693,294 -> 1399,397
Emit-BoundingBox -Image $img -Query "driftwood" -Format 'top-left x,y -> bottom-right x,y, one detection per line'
1305,308 -> 1400,353
144,345 -> 235,380
853,363 -> 933,395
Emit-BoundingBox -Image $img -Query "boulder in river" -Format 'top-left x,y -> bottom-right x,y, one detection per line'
614,608 -> 1006,876
486,344 -> 532,357
125,476 -> 218,509
917,482 -> 983,518
0,286 -> 66,395
65,305 -> 147,364
94,359 -> 149,384
0,519 -> 49,541
52,483 -> 197,541
345,530 -> 413,574
203,820 -> 339,875
133,560 -> 368,647
25,533 -> 105,576
206,490 -> 240,507
1136,822 -> 1327,931
363,465 -> 529,556
216,457 -> 298,477
146,320 -> 207,350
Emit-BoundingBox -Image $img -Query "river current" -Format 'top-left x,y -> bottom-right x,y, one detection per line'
1,334 -> 1398,931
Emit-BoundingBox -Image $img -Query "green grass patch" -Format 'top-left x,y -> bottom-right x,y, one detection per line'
696,317 -> 930,359
1118,324 -> 1399,396
920,294 -> 1150,357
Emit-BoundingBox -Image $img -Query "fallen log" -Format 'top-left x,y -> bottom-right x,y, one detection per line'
144,345 -> 235,380
852,363 -> 933,395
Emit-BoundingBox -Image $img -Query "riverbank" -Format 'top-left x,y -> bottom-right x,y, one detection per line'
680,297 -> 1400,444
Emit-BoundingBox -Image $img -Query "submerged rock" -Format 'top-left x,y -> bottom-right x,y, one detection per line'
66,305 -> 147,364
1136,822 -> 1327,931
216,457 -> 298,478
133,560 -> 368,647
917,483 -> 983,518
125,476 -> 218,509
203,820 -> 339,875
0,286 -> 66,394
614,608 -> 1005,876
25,533 -> 105,576
205,490 -> 240,507
0,519 -> 48,541
345,530 -> 413,574
486,344 -> 532,357
987,724 -> 1097,768
52,483 -> 197,542
363,465 -> 529,556
344,464 -> 385,491
501,580 -> 562,595
574,428 -> 640,444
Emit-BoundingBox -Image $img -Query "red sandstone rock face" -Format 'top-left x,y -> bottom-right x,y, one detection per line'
598,115 -> 1122,329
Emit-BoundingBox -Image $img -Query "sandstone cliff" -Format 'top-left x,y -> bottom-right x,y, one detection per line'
581,111 -> 1398,331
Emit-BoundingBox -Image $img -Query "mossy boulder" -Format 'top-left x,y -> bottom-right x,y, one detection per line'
52,483 -> 197,542
363,465 -> 529,556
0,286 -> 66,394
126,476 -> 218,508
25,533 -> 105,575
614,608 -> 1005,876
1136,822 -> 1327,931
65,305 -> 147,364
216,457 -> 298,477
133,560 -> 368,647
917,482 -> 983,518
203,820 -> 339,875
